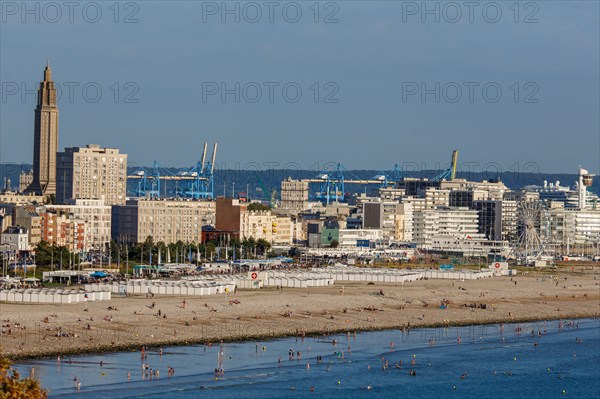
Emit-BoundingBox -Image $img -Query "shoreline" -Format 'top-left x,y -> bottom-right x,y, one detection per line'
6,313 -> 599,362
2,270 -> 599,361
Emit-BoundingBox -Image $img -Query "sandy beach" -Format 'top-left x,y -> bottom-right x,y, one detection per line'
1,267 -> 599,360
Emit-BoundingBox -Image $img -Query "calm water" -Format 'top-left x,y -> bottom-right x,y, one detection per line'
15,318 -> 600,399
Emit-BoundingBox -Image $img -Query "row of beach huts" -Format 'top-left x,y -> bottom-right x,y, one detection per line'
0,267 -> 494,303
294,266 -> 495,283
84,279 -> 236,296
0,288 -> 111,304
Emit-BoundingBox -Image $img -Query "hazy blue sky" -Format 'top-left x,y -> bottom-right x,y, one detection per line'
1,1 -> 598,175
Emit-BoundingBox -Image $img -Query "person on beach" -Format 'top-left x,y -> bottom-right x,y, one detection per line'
30,367 -> 35,379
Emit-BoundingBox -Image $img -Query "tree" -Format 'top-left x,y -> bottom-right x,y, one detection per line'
110,240 -> 119,261
34,241 -> 72,268
0,357 -> 47,398
330,239 -> 339,249
247,202 -> 271,212
256,238 -> 271,255
204,241 -> 216,261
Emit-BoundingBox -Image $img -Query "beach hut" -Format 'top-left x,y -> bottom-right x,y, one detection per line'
37,290 -> 47,303
207,285 -> 218,295
59,293 -> 71,304
30,290 -> 40,302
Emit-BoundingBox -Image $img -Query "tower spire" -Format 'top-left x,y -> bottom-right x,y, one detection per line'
25,62 -> 59,195
44,60 -> 52,81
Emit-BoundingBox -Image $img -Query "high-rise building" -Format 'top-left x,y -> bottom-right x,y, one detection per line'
280,178 -> 309,211
473,200 -> 503,241
56,144 -> 128,205
26,62 -> 59,196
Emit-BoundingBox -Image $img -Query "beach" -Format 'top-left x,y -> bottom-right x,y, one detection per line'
1,268 -> 599,360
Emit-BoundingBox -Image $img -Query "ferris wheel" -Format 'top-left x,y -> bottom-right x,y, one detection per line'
510,199 -> 548,264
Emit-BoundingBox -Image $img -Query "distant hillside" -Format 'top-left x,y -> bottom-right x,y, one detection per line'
1,163 -> 598,201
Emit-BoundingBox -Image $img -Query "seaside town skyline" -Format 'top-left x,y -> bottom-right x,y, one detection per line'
0,3 -> 599,398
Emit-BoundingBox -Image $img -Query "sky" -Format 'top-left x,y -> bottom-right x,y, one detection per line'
0,1 -> 598,175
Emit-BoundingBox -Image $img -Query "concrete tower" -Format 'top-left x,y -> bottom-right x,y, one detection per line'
27,61 -> 59,196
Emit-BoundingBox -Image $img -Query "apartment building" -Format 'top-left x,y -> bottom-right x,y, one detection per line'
280,178 -> 309,211
56,144 -> 128,205
112,199 -> 216,244
39,209 -> 86,251
46,199 -> 111,250
413,207 -> 485,250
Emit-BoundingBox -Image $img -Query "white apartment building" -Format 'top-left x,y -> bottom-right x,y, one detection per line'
338,228 -> 382,247
413,207 -> 486,252
547,205 -> 600,254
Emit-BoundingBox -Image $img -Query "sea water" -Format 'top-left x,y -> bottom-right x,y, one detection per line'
15,318 -> 600,399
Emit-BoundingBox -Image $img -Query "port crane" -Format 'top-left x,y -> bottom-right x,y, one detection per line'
128,142 -> 217,199
431,150 -> 459,182
302,163 -> 404,204
372,164 -> 410,186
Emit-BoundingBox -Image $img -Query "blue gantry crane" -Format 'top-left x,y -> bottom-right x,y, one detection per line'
131,161 -> 161,198
128,142 -> 217,199
304,163 -> 402,204
372,164 -> 410,187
